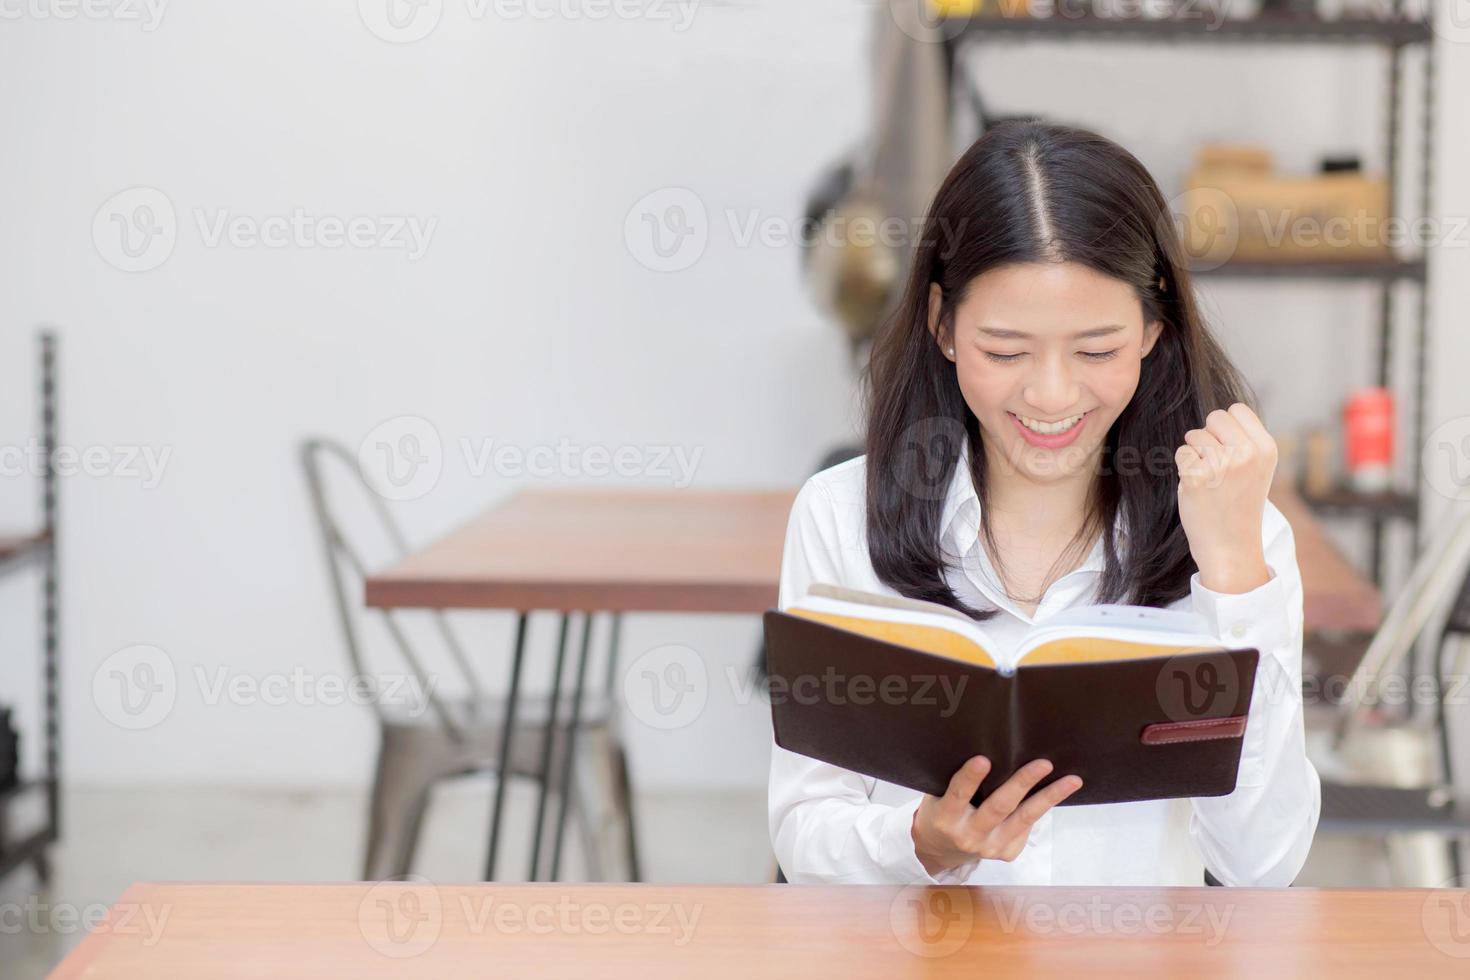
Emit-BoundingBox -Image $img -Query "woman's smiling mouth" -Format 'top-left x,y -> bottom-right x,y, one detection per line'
1008,409 -> 1093,448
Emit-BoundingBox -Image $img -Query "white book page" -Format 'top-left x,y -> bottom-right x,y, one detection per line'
798,588 -> 1224,673
805,583 -> 976,624
795,587 -> 1000,658
1018,605 -> 1224,664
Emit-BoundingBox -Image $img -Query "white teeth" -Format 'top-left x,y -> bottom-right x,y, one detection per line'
1016,412 -> 1085,435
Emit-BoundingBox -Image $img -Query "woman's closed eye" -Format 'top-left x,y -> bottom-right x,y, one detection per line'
982,349 -> 1121,364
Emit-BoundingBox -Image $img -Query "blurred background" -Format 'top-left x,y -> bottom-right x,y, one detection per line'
3,0 -> 1470,974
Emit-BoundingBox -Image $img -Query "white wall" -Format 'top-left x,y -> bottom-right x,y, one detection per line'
0,2 -> 1466,792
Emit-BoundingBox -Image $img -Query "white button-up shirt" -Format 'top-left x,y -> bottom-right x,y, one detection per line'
768,449 -> 1321,887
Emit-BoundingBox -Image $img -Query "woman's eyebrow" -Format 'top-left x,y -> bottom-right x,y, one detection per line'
977,324 -> 1127,340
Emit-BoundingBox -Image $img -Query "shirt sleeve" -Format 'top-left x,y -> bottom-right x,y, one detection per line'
1184,499 -> 1322,886
767,475 -> 981,884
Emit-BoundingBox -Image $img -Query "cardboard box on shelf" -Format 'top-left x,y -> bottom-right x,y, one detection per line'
1179,170 -> 1391,263
1194,143 -> 1274,175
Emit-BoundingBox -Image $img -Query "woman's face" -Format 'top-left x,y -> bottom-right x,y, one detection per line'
929,260 -> 1163,486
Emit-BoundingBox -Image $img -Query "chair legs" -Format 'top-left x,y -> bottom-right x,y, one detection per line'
611,737 -> 642,881
363,735 -> 443,881
362,721 -> 639,882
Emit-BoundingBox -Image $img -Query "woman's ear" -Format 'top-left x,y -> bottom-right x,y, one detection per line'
1141,319 -> 1163,359
927,282 -> 952,360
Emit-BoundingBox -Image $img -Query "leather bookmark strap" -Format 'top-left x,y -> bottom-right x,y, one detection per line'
1140,715 -> 1247,745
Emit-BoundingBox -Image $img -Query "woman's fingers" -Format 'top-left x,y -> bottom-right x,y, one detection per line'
1204,406 -> 1250,447
1183,427 -> 1224,462
994,773 -> 1084,842
1227,402 -> 1280,463
972,758 -> 1054,829
940,755 -> 991,813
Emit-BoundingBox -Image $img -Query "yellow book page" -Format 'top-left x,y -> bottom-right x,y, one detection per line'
1019,637 -> 1217,667
788,609 -> 997,669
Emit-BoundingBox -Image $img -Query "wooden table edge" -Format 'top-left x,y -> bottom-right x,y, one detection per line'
363,578 -> 780,614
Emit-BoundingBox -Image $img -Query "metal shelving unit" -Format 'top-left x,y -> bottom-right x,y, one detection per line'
0,332 -> 60,884
939,6 -> 1436,589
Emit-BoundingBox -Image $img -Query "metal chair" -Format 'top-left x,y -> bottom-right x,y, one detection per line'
300,438 -> 638,882
1317,503 -> 1470,883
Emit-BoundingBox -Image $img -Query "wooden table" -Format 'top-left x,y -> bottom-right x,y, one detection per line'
365,488 -> 796,613
1268,482 -> 1383,634
365,488 -> 796,882
364,485 -> 1380,882
50,882 -> 1470,978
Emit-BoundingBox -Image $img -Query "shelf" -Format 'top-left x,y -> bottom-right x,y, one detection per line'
0,778 -> 44,807
0,530 -> 49,575
0,826 -> 56,881
1298,484 -> 1419,521
1191,257 -> 1426,283
946,12 -> 1433,46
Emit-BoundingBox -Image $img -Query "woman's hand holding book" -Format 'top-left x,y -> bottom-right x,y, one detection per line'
910,756 -> 1083,878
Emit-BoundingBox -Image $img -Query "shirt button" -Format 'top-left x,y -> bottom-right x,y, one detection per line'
1230,625 -> 1247,639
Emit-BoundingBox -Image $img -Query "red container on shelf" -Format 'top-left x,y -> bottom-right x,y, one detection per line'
1343,387 -> 1394,493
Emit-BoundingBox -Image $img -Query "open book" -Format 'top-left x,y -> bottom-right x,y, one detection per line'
764,584 -> 1261,807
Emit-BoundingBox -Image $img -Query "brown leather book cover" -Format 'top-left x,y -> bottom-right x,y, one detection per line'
764,609 -> 1260,807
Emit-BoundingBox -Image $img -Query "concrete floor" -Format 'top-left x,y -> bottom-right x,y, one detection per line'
0,782 -> 1401,979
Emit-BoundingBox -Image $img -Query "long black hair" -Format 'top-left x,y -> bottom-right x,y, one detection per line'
861,120 -> 1253,620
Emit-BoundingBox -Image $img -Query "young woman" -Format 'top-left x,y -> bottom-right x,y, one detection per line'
769,121 -> 1320,887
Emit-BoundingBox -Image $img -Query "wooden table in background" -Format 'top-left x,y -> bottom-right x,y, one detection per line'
363,485 -> 1381,881
50,882 -> 1470,978
365,488 -> 796,882
1268,481 -> 1383,634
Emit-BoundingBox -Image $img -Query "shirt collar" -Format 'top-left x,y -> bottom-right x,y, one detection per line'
938,432 -> 1127,576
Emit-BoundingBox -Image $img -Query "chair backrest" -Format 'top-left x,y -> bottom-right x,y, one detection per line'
299,438 -> 482,741
1334,503 -> 1470,763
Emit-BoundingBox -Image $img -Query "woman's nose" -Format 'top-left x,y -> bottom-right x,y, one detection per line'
1022,357 -> 1081,417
